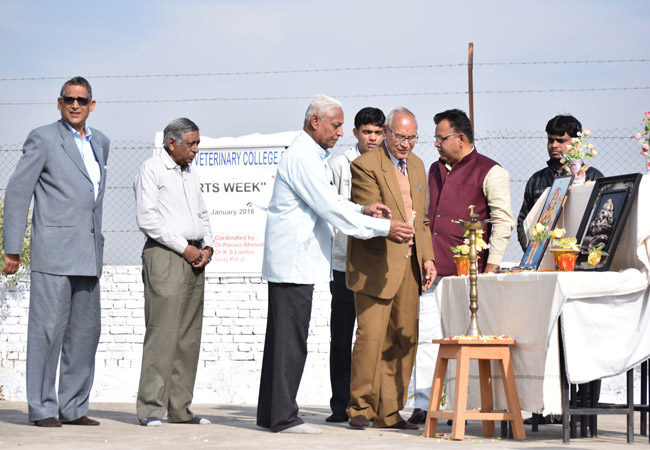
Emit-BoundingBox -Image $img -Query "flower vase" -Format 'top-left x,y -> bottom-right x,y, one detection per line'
569,159 -> 585,184
550,248 -> 580,271
454,254 -> 470,276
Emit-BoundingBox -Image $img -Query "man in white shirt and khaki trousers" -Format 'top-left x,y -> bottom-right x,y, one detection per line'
133,118 -> 214,427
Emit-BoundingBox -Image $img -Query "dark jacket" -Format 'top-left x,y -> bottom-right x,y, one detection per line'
516,160 -> 604,251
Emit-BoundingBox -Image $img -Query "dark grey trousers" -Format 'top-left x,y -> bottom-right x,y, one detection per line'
257,282 -> 314,432
27,271 -> 101,422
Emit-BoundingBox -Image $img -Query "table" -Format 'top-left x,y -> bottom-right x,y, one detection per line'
435,270 -> 649,415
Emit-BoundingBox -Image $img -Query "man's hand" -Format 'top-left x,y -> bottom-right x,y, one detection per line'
484,263 -> 499,273
422,260 -> 437,291
362,202 -> 392,219
182,245 -> 202,266
192,249 -> 213,268
2,254 -> 20,275
387,220 -> 414,243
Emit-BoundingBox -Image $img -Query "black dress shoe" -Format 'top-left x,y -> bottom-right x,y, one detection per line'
388,420 -> 419,430
407,408 -> 427,424
326,412 -> 349,423
349,415 -> 369,428
61,415 -> 100,426
34,417 -> 62,427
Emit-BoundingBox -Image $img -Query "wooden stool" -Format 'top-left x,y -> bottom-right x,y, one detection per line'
424,338 -> 525,441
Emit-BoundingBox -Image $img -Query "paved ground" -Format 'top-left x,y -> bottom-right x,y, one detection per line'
0,402 -> 647,449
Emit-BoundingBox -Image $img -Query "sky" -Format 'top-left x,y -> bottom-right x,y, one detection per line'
0,0 -> 648,144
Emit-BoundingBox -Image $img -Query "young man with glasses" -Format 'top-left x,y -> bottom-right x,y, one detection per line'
2,76 -> 110,427
326,107 -> 385,423
346,107 -> 436,430
408,108 -> 514,425
516,115 -> 604,251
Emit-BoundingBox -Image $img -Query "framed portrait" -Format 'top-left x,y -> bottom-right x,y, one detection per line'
574,173 -> 642,271
519,175 -> 574,269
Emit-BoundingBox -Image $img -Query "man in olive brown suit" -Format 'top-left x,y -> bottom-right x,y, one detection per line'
346,107 -> 436,430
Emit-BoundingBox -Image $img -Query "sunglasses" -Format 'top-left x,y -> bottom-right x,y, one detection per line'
60,96 -> 91,106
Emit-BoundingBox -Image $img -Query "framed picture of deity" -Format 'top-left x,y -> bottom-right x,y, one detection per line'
519,175 -> 574,270
574,173 -> 642,271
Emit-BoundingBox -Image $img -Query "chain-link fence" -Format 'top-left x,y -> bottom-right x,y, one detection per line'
0,129 -> 645,266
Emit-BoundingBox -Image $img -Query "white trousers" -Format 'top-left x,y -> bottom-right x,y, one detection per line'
412,276 -> 443,410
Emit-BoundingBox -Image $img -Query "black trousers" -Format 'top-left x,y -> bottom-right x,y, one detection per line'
256,282 -> 314,432
328,270 -> 356,415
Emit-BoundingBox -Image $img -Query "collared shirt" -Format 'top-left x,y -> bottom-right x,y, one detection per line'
329,145 -> 362,272
65,122 -> 101,200
387,150 -> 408,176
262,131 -> 390,284
133,150 -> 212,254
444,147 -> 515,265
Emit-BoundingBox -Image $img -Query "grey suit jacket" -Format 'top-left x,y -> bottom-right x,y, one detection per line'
3,119 -> 110,277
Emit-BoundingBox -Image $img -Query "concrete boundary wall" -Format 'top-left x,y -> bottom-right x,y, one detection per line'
0,266 -> 635,407
0,266 -> 331,405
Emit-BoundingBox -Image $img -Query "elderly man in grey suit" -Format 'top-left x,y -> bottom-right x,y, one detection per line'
2,76 -> 109,427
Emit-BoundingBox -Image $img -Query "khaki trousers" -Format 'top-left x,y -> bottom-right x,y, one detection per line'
347,254 -> 420,427
136,241 -> 205,422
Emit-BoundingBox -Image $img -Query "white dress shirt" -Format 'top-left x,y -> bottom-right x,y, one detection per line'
134,150 -> 213,254
262,131 -> 390,284
65,122 -> 101,200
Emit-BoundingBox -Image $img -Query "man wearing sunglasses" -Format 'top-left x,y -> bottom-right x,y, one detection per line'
346,107 -> 436,430
516,115 -> 604,251
2,76 -> 109,427
408,108 -> 514,425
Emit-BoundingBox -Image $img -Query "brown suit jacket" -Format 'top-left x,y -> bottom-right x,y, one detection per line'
346,143 -> 435,299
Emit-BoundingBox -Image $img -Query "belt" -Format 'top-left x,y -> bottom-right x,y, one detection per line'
146,238 -> 203,248
186,239 -> 203,248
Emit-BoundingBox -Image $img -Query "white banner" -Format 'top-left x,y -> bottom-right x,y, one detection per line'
155,131 -> 299,275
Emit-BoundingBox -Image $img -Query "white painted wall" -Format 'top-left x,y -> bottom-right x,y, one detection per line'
0,266 -> 639,407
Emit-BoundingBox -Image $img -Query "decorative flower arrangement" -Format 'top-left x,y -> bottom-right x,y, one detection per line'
633,111 -> 650,168
530,222 -> 550,242
562,128 -> 597,163
586,243 -> 608,267
549,228 -> 580,251
450,230 -> 488,256
530,224 -> 579,250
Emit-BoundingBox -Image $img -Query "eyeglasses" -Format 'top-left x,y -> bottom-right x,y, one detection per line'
434,132 -> 461,144
388,127 -> 418,143
60,96 -> 91,106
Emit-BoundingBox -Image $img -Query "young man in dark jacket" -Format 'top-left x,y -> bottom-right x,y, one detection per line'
516,115 -> 604,251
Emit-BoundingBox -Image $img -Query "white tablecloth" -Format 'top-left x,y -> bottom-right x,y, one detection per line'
436,269 -> 649,414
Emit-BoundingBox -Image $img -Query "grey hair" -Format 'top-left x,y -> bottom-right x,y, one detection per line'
60,76 -> 93,99
386,107 -> 417,129
163,117 -> 199,151
303,94 -> 343,127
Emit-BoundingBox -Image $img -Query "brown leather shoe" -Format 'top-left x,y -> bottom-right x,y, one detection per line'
61,416 -> 100,426
348,415 -> 369,428
407,408 -> 427,424
34,417 -> 62,427
388,420 -> 419,430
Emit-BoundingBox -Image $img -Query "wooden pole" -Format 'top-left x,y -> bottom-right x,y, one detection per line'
468,42 -> 474,131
